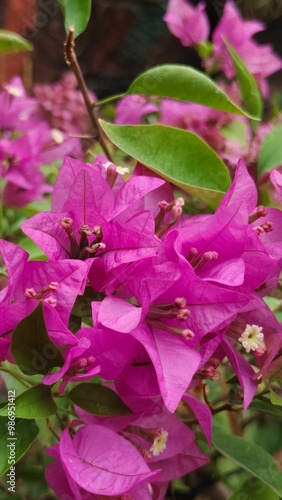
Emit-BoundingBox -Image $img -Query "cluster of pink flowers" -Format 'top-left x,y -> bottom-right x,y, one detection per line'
0,77 -> 82,208
164,0 -> 282,95
1,152 -> 282,497
116,1 -> 282,175
34,72 -> 96,136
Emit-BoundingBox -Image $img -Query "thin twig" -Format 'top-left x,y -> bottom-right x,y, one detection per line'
46,418 -> 60,441
64,27 -> 114,162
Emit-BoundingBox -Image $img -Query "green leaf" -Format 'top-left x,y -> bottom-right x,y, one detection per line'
249,400 -> 282,418
258,124 -> 282,172
213,426 -> 282,497
270,387 -> 282,406
224,40 -> 262,120
0,30 -> 33,54
19,237 -> 47,261
230,477 -> 279,500
0,417 -> 39,475
58,0 -> 91,37
0,385 -> 57,419
100,121 -> 230,209
11,302 -> 64,376
95,64 -> 260,119
67,383 -> 132,416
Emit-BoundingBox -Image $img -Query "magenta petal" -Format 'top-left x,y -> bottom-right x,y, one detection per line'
111,175 -> 165,220
182,393 -> 212,446
222,338 -> 258,409
131,325 -> 201,412
52,156 -> 113,216
219,159 -> 257,212
21,211 -> 72,260
98,296 -> 142,333
60,426 -> 159,496
0,240 -> 29,303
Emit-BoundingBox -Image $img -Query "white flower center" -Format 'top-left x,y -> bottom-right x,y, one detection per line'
238,324 -> 266,353
149,429 -> 168,457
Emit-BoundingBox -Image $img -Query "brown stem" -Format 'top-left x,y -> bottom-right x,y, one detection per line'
46,417 -> 60,441
64,27 -> 114,162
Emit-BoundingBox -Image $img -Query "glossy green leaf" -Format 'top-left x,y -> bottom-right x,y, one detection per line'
67,383 -> 132,416
11,301 -> 64,376
95,64 -> 259,119
0,417 -> 39,475
230,477 -> 279,500
58,0 -> 91,37
0,385 -> 57,419
0,30 -> 33,54
249,400 -> 282,417
100,121 -> 230,209
213,427 -> 282,496
258,124 -> 282,172
224,40 -> 262,120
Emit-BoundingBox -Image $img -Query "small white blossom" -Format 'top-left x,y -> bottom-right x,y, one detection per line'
5,84 -> 23,97
51,129 -> 64,144
102,160 -> 130,176
238,324 -> 266,354
149,429 -> 168,457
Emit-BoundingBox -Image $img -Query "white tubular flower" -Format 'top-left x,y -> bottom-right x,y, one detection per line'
149,429 -> 168,457
238,324 -> 266,354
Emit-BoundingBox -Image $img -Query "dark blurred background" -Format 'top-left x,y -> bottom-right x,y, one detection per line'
0,0 -> 282,97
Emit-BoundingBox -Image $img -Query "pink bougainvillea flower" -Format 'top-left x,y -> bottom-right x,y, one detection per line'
34,72 -> 97,135
73,400 -> 209,497
115,95 -> 158,125
0,77 -> 40,131
22,157 -> 165,292
4,258 -> 89,324
164,0 -> 209,46
96,256 -> 248,411
207,1 -> 282,94
46,424 -> 159,498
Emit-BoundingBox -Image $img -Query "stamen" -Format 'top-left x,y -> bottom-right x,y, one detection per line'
147,319 -> 194,340
198,358 -> 220,380
25,288 -> 37,299
78,225 -> 92,250
155,197 -> 184,235
61,217 -> 79,258
147,298 -> 190,322
67,356 -> 96,376
78,242 -> 106,260
248,205 -> 268,224
190,251 -> 218,272
120,432 -> 152,460
253,221 -> 273,236
44,296 -> 57,307
90,225 -> 103,246
25,282 -> 59,304
187,247 -> 198,262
